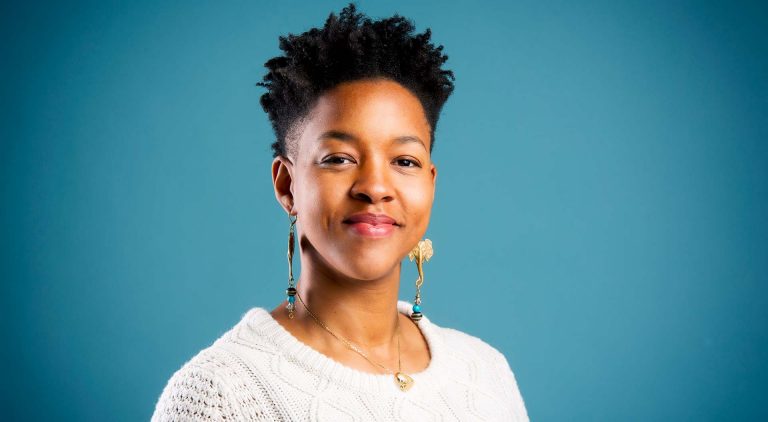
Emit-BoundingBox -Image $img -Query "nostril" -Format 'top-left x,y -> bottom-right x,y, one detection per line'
351,191 -> 375,204
350,171 -> 394,203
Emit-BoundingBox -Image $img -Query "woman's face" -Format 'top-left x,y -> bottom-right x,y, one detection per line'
273,79 -> 436,281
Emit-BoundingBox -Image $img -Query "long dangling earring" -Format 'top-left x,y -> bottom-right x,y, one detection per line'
285,215 -> 298,319
408,239 -> 433,322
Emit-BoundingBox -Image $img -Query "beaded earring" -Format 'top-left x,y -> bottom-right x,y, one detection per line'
285,216 -> 298,318
408,239 -> 433,322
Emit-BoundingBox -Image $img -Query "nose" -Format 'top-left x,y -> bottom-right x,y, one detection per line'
350,158 -> 394,204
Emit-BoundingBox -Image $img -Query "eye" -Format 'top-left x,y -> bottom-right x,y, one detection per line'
394,158 -> 421,168
321,155 -> 355,165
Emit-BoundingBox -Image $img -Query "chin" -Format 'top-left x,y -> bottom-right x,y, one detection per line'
339,264 -> 399,282
301,232 -> 410,281
330,246 -> 403,281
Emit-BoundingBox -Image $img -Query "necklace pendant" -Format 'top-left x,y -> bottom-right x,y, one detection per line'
395,372 -> 414,392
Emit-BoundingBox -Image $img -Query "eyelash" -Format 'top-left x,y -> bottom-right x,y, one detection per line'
320,155 -> 422,168
322,156 -> 354,165
394,158 -> 421,168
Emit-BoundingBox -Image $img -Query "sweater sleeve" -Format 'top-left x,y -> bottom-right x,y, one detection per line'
494,350 -> 530,422
151,363 -> 245,422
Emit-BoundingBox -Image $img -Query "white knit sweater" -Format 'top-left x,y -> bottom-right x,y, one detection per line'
152,301 -> 529,421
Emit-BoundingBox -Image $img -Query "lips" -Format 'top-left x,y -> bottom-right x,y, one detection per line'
343,213 -> 398,237
345,213 -> 397,225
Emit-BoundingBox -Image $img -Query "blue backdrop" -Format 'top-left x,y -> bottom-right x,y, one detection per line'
2,0 -> 767,420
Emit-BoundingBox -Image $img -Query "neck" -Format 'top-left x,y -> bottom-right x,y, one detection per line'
293,250 -> 402,348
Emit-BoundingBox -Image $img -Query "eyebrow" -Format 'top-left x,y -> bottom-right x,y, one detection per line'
317,130 -> 428,151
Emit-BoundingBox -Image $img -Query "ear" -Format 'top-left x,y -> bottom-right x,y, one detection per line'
272,156 -> 296,215
430,162 -> 437,185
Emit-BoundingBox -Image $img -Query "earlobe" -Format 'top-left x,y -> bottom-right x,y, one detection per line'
272,156 -> 296,215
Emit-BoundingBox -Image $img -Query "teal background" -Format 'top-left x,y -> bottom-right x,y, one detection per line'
2,0 -> 767,420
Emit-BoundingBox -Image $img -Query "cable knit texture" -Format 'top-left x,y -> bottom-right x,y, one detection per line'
152,301 -> 528,421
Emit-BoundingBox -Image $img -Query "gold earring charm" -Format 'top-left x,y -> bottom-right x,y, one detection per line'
408,239 -> 433,322
285,215 -> 298,319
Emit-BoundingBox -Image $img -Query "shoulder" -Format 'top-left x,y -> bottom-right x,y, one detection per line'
434,324 -> 512,369
151,347 -> 246,421
429,323 -> 530,420
151,308 -> 282,421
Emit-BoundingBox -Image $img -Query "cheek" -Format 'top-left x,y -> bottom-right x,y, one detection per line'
402,178 -> 435,225
294,172 -> 347,226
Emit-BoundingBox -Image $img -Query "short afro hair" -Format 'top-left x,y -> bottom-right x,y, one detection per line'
258,3 -> 455,158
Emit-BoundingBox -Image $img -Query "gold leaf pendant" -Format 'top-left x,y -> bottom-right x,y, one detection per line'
395,372 -> 414,392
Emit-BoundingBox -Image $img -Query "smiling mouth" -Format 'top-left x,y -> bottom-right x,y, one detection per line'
343,213 -> 398,237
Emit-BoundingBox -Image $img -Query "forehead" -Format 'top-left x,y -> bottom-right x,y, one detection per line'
294,79 -> 432,155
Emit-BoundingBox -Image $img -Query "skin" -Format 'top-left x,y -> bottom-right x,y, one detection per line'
270,78 -> 436,375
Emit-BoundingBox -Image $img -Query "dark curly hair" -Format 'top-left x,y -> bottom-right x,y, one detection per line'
258,3 -> 455,158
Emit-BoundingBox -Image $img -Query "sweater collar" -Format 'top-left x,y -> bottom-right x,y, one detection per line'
238,300 -> 444,394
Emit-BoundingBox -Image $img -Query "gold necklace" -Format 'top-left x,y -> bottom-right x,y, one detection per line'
295,292 -> 414,392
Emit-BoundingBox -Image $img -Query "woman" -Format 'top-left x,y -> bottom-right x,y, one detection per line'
152,4 -> 528,421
